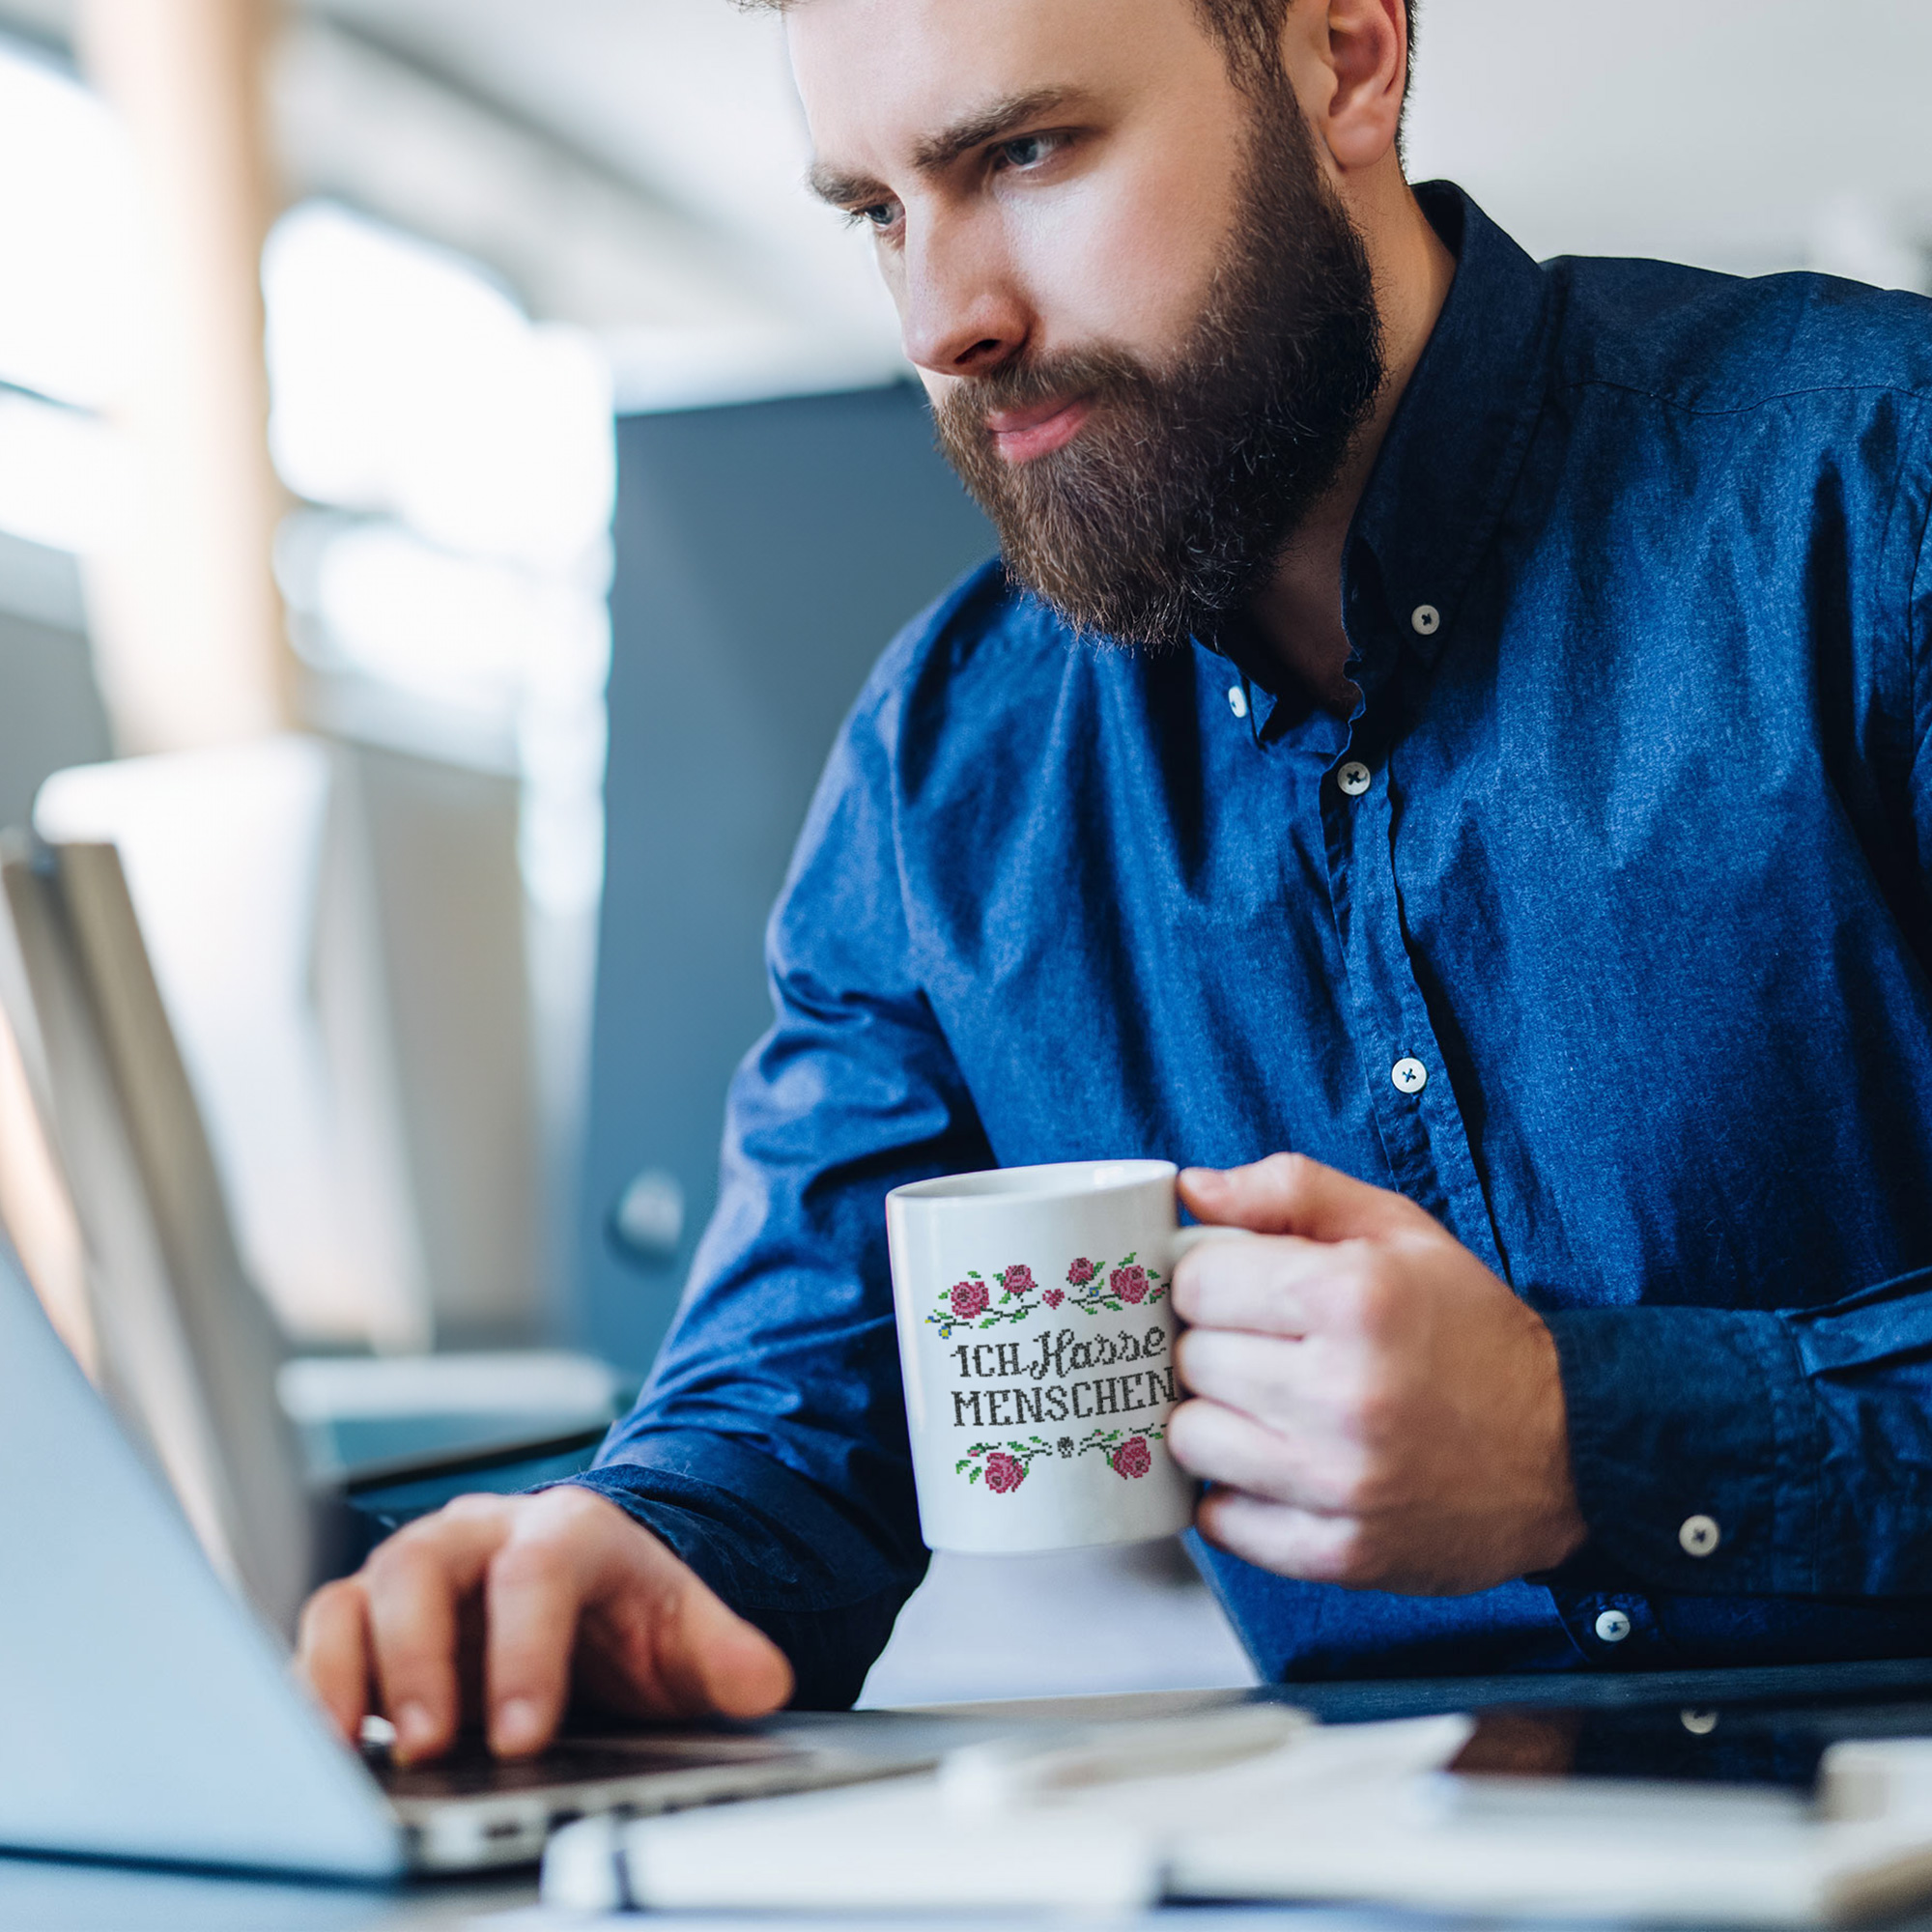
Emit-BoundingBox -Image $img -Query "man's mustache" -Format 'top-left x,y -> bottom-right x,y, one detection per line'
936,350 -> 1149,440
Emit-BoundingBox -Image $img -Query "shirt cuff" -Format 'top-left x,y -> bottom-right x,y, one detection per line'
1542,1305 -> 1824,1596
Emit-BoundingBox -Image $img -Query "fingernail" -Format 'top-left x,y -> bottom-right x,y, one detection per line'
394,1701 -> 436,1757
1181,1166 -> 1225,1188
493,1696 -> 542,1755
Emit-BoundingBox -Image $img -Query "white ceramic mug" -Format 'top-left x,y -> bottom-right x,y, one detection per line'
885,1158 -> 1240,1554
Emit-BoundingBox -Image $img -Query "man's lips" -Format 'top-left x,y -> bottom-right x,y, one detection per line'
984,393 -> 1092,463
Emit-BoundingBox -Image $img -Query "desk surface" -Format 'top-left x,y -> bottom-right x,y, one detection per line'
0,1857 -> 536,1929
14,1662 -> 1932,1930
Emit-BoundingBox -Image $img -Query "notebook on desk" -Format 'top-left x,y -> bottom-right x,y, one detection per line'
543,1693 -> 1932,1924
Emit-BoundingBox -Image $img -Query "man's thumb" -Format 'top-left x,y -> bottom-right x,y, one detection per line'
672,1580 -> 794,1718
1179,1152 -> 1435,1243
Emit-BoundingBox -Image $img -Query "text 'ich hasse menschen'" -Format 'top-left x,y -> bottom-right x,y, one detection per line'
949,1322 -> 1176,1429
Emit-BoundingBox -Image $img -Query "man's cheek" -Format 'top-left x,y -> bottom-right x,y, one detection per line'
1009,197 -> 1202,366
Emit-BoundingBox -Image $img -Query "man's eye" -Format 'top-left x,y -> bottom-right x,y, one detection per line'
994,133 -> 1059,172
858,200 -> 900,232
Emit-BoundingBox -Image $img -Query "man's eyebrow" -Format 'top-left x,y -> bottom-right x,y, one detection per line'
808,160 -> 890,208
911,86 -> 1079,172
807,86 -> 1084,208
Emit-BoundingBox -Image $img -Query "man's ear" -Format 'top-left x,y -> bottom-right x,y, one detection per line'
1283,0 -> 1406,175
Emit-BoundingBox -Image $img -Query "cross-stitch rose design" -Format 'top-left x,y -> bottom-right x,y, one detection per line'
957,1437 -> 1054,1489
950,1279 -> 989,1321
1076,1424 -> 1165,1478
1061,1251 -> 1169,1315
929,1264 -> 1040,1334
929,1252 -> 1165,1332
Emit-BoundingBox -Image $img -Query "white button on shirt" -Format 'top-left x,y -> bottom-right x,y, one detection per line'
1337,760 -> 1372,797
1410,603 -> 1441,636
1679,1513 -> 1720,1557
1594,1608 -> 1633,1643
1391,1057 -> 1428,1094
1227,685 -> 1249,720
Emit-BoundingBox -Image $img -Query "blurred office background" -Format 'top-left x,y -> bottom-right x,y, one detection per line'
0,0 -> 1924,1704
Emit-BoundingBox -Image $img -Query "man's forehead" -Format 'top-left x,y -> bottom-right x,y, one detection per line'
787,0 -> 1215,191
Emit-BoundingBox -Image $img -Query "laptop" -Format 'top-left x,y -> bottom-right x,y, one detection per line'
0,835 -> 629,1624
0,1238 -> 951,1875
0,838 -> 944,1872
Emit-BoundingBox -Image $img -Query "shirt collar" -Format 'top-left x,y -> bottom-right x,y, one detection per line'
1344,182 -> 1555,675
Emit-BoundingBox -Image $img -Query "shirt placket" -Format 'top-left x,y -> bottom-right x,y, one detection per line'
1321,666 -> 1507,1278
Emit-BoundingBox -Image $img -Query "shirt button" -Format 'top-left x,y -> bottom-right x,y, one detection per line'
1337,760 -> 1372,797
1679,1514 -> 1720,1557
1594,1608 -> 1633,1644
1390,1057 -> 1428,1094
1410,603 -> 1440,636
1227,685 -> 1248,720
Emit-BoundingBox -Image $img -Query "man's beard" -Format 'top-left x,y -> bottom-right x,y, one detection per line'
932,81 -> 1385,650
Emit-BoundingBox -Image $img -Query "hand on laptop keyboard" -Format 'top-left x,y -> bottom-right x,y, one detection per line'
296,1487 -> 793,1764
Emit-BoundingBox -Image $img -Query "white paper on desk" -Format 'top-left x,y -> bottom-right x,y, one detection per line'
540,1714 -> 1471,1914
545,1776 -> 1161,1913
1177,1772 -> 1932,1926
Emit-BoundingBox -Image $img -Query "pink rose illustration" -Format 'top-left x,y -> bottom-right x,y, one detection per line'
1066,1258 -> 1096,1287
950,1279 -> 989,1321
1112,1437 -> 1153,1480
1110,1264 -> 1150,1305
1042,1288 -> 1065,1309
983,1451 -> 1026,1494
999,1264 -> 1036,1296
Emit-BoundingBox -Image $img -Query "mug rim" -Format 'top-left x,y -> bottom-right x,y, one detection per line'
887,1158 -> 1177,1208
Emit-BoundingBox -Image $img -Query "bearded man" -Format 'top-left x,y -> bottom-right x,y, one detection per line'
299,0 -> 1932,1760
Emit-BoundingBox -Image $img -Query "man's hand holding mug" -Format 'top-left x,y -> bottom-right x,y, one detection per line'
1168,1153 -> 1588,1595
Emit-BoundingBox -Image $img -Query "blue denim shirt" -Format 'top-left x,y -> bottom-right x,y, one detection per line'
573,184 -> 1932,1705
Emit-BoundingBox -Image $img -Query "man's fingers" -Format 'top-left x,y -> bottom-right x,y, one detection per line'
1176,1326 -> 1352,1424
661,1572 -> 794,1719
1180,1152 -> 1436,1244
1166,1394 -> 1365,1512
362,1505 -> 506,1763
1195,1487 -> 1363,1583
298,1488 -> 797,1769
482,1529 -> 585,1757
1171,1233 -> 1356,1334
485,1492 -> 792,1742
296,1577 -> 372,1746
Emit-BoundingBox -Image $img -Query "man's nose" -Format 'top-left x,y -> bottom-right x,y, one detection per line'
897,218 -> 1028,380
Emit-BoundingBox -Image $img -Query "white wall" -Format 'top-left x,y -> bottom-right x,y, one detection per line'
1404,1 -> 1932,283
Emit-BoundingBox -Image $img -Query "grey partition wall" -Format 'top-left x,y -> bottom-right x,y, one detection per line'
580,382 -> 994,1374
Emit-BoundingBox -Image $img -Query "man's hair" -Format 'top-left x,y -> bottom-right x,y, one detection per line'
746,0 -> 1419,144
